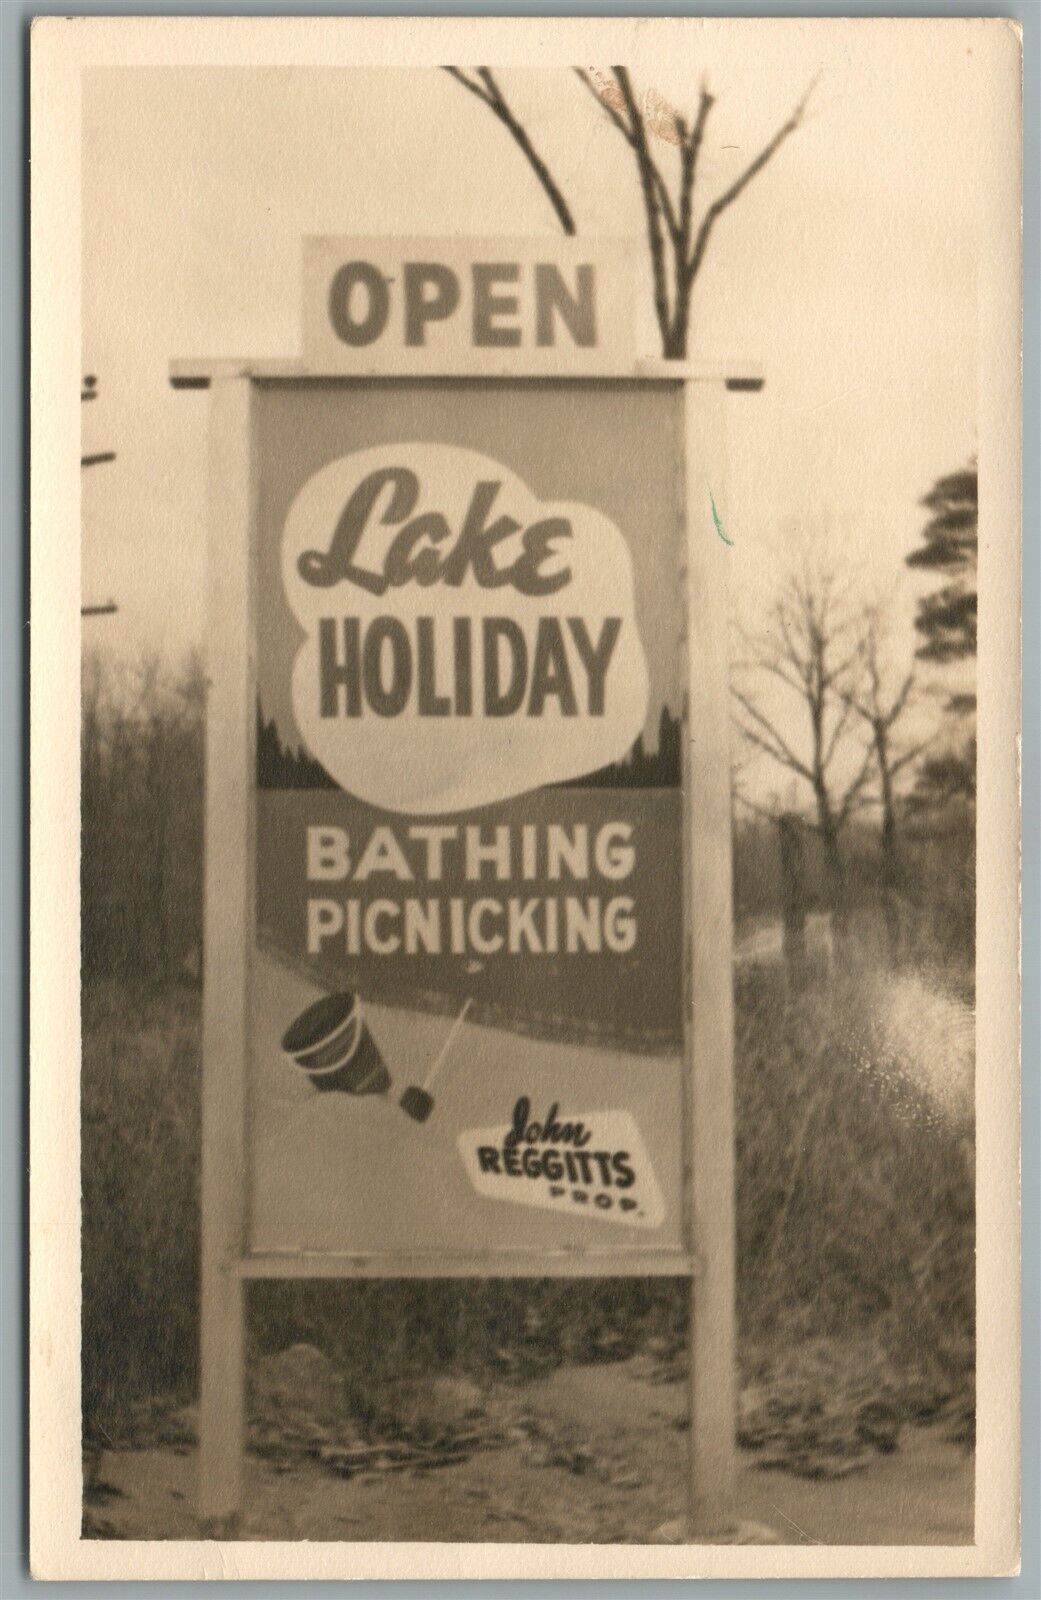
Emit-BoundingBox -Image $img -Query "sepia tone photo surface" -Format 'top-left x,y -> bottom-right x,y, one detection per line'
30,15 -> 1021,1581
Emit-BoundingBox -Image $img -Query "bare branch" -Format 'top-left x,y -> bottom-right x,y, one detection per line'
733,720 -> 806,777
733,655 -> 807,699
842,663 -> 915,732
686,84 -> 715,175
664,86 -> 714,354
612,67 -> 672,345
836,742 -> 877,829
889,733 -> 937,777
442,66 -> 577,235
732,781 -> 823,835
573,68 -> 682,243
443,66 -> 496,110
573,66 -> 632,140
822,690 -> 858,768
731,689 -> 814,781
775,606 -> 816,691
883,669 -> 916,729
732,786 -> 782,823
822,636 -> 868,690
686,76 -> 817,285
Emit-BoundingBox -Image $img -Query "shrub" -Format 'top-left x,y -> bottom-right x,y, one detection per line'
81,983 -> 201,1441
733,961 -> 973,1371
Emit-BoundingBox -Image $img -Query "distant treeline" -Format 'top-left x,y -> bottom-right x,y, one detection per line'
81,656 -> 204,984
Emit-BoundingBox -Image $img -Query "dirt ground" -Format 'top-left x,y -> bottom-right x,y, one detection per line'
87,1362 -> 972,1545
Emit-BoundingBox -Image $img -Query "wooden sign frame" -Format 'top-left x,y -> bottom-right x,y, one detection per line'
172,357 -> 739,1541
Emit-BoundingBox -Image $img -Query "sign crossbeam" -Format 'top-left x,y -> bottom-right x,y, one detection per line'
170,356 -> 764,388
234,1251 -> 698,1280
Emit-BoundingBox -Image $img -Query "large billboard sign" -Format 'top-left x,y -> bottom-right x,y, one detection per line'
177,237 -> 738,1530
251,378 -> 687,1257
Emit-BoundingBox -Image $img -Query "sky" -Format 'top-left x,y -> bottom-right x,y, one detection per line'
81,33 -> 983,786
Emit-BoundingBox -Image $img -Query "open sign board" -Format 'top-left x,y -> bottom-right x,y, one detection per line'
302,237 -> 637,373
174,237 -> 738,1534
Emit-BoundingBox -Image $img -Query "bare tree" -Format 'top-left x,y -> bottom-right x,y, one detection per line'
443,64 -> 814,358
732,563 -> 874,928
839,606 -> 931,958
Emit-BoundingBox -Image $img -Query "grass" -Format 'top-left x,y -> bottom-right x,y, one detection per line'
82,982 -> 201,1433
81,949 -> 974,1464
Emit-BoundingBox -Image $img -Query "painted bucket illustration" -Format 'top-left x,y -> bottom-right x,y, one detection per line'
280,991 -> 390,1095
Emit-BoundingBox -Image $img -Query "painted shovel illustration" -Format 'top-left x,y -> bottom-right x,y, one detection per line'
399,996 -> 474,1123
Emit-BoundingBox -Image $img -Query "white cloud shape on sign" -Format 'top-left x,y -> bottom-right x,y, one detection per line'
282,444 -> 648,813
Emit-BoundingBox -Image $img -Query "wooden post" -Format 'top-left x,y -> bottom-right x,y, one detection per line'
199,376 -> 254,1536
683,378 -> 738,1538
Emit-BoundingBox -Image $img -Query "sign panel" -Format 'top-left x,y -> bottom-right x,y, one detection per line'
303,237 -> 637,374
251,378 -> 687,1257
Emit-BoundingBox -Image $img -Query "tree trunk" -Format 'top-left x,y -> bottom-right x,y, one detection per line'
777,813 -> 808,988
813,779 -> 849,939
876,729 -> 902,966
821,821 -> 849,939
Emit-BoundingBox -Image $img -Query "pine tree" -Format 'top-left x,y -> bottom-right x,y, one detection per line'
906,464 -> 977,808
906,466 -> 977,667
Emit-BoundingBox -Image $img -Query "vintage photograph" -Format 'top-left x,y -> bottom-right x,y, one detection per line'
29,15 -> 1021,1578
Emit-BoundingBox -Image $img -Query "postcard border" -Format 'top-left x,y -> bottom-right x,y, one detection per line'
26,12 -> 1024,1583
